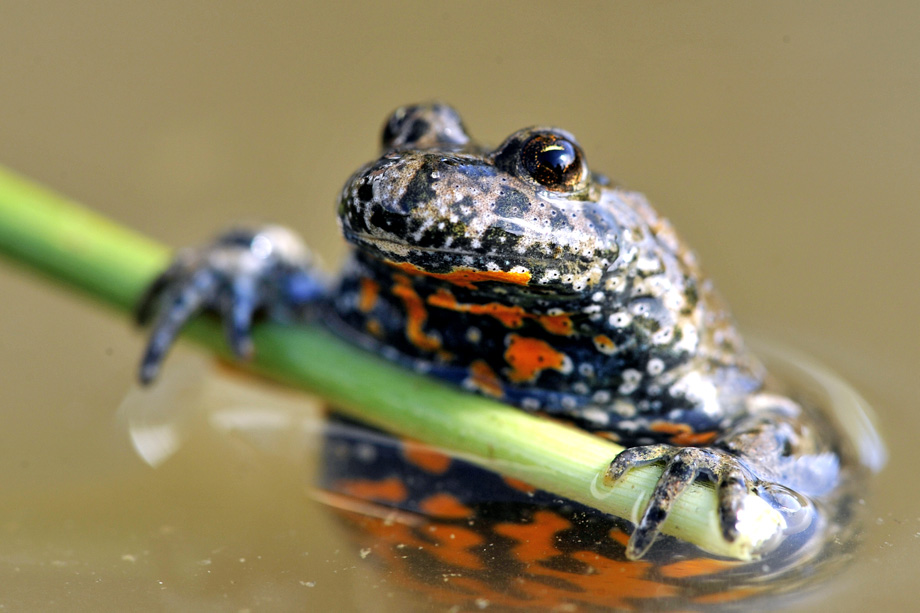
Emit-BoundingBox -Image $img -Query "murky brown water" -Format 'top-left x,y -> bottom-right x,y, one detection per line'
0,3 -> 917,611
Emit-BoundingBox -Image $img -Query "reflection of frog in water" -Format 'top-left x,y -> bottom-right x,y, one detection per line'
137,102 -> 840,559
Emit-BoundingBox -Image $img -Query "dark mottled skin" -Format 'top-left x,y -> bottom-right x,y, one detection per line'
137,103 -> 840,559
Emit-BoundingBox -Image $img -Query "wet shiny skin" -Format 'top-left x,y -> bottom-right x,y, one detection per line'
137,103 -> 841,559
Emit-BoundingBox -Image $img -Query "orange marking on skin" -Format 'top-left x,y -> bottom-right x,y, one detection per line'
427,288 -> 574,336
596,430 -> 622,443
365,317 -> 383,337
608,528 -> 631,547
502,476 -> 537,494
465,359 -> 504,398
388,261 -> 531,290
426,524 -> 485,570
504,334 -> 571,383
493,510 -> 570,564
402,442 -> 452,474
331,499 -> 690,609
357,277 -> 380,312
428,289 -> 526,328
650,421 -> 718,446
418,493 -> 473,519
391,274 -> 442,352
593,334 -> 617,355
659,557 -> 739,579
537,313 -> 574,336
336,477 -> 408,504
693,587 -> 766,604
565,551 -> 679,602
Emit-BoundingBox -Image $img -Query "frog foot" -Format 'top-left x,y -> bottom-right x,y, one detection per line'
135,226 -> 323,384
604,444 -> 756,560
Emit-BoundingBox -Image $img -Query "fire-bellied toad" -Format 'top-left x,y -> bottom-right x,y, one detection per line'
136,103 -> 839,559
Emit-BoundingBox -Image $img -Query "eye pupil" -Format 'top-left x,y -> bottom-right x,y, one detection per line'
522,135 -> 585,190
537,142 -> 575,171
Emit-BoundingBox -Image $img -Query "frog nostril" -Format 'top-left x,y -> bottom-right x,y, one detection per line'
357,182 -> 374,203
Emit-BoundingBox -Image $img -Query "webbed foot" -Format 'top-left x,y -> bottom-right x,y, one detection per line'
136,226 -> 324,384
605,444 -> 755,559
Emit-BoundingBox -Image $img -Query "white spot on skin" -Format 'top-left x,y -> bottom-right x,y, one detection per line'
630,302 -> 650,316
354,443 -> 377,463
613,400 -> 637,418
652,327 -> 674,345
539,269 -> 561,284
580,408 -> 610,426
559,355 -> 574,376
521,397 -> 541,411
674,325 -> 699,353
636,256 -> 661,273
647,358 -> 665,376
618,369 -> 642,395
592,390 -> 611,404
608,312 -> 632,328
669,371 -> 721,417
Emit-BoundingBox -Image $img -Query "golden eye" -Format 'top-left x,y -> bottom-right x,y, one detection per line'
520,134 -> 587,191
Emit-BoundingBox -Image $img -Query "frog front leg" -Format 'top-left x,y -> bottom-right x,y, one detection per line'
605,398 -> 839,559
136,225 -> 327,383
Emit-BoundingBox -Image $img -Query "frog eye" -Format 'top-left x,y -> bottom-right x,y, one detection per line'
520,133 -> 588,191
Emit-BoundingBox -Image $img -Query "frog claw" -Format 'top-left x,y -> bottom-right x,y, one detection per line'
605,445 -> 755,559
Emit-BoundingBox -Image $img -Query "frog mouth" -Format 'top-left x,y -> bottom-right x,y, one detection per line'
345,230 -> 558,270
344,230 -> 605,293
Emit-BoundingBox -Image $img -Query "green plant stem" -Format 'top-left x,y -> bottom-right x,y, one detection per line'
0,164 -> 782,561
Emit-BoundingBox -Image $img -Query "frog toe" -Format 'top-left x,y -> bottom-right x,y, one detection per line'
221,276 -> 258,359
622,447 -> 704,559
139,268 -> 220,384
135,265 -> 181,327
604,444 -> 673,484
717,465 -> 750,542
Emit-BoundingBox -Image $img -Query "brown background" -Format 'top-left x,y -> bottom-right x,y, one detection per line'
0,2 -> 917,610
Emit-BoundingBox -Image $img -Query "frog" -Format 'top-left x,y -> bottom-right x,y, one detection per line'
136,102 -> 841,560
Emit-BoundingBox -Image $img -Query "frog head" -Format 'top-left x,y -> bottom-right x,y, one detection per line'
337,103 -> 622,295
